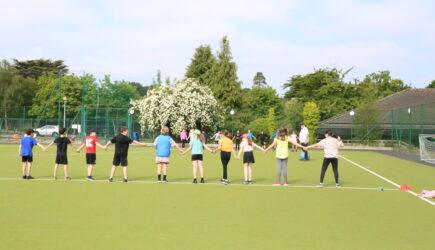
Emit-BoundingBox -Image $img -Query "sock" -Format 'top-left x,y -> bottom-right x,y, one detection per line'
163,175 -> 167,181
157,174 -> 161,180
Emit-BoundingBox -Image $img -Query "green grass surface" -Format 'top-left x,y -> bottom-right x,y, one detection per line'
0,144 -> 434,250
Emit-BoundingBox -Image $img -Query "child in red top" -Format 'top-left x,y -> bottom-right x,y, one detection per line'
77,129 -> 106,181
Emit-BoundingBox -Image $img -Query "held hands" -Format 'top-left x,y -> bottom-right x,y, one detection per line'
303,147 -> 308,151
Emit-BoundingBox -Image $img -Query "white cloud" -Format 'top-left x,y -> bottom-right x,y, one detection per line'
0,0 -> 434,89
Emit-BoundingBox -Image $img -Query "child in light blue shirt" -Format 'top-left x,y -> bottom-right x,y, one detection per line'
153,126 -> 183,183
182,130 -> 214,184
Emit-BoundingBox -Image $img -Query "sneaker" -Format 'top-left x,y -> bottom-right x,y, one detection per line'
123,178 -> 128,183
220,179 -> 226,184
200,178 -> 205,184
248,180 -> 253,185
109,178 -> 113,182
243,180 -> 249,185
157,180 -> 162,183
162,179 -> 168,183
283,182 -> 289,186
65,177 -> 71,181
22,175 -> 27,179
193,179 -> 197,184
86,176 -> 94,181
335,183 -> 341,188
54,176 -> 57,181
273,182 -> 281,186
27,175 -> 34,180
316,183 -> 324,188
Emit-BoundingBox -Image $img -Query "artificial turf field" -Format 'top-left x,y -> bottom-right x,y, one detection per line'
0,144 -> 434,250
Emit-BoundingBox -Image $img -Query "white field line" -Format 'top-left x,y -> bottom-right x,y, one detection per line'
0,177 -> 397,191
340,155 -> 435,206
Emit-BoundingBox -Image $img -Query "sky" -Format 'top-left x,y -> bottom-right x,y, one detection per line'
1,0 -> 434,93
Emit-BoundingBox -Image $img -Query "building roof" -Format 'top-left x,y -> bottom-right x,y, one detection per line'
319,88 -> 435,128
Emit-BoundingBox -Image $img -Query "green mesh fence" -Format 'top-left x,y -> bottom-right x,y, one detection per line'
0,106 -> 156,142
317,102 -> 435,147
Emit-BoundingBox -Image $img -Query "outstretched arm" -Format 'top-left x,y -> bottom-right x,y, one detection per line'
96,141 -> 106,149
289,140 -> 304,148
76,143 -> 85,152
182,144 -> 192,155
44,141 -> 55,151
132,140 -> 146,146
203,143 -> 214,153
264,141 -> 277,152
18,145 -> 21,156
252,142 -> 266,152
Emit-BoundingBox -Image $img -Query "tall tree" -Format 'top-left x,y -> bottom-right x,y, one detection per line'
280,98 -> 304,130
208,36 -> 242,109
252,72 -> 267,88
303,102 -> 320,143
98,75 -> 141,108
13,59 -> 68,79
29,74 -> 96,118
185,45 -> 217,85
360,71 -> 409,99
129,82 -> 150,96
248,86 -> 282,118
426,80 -> 435,88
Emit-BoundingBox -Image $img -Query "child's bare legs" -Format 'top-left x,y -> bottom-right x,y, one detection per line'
54,164 -> 59,179
198,161 -> 204,178
192,161 -> 198,179
248,163 -> 253,181
87,165 -> 93,177
156,163 -> 162,181
109,166 -> 117,179
22,162 -> 27,176
162,164 -> 167,176
122,166 -> 128,179
26,162 -> 32,177
63,165 -> 69,179
243,163 -> 249,181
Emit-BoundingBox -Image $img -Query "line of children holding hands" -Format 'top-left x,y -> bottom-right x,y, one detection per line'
19,126 -> 343,187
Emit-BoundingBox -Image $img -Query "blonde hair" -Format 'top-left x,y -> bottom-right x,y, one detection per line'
161,126 -> 169,134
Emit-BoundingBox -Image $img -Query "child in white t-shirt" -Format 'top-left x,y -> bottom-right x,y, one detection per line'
305,131 -> 344,187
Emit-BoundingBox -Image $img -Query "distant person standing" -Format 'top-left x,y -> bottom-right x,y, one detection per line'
290,131 -> 298,152
247,130 -> 255,140
299,124 -> 310,160
234,130 -> 242,151
305,131 -> 344,187
180,129 -> 188,148
211,131 -> 221,144
258,131 -> 268,149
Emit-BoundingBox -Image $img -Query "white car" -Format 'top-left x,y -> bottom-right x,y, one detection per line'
34,125 -> 59,137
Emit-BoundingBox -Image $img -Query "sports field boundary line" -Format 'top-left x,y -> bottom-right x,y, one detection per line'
340,155 -> 435,206
0,177 -> 397,191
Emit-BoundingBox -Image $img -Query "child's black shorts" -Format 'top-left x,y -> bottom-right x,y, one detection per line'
113,154 -> 128,167
191,154 -> 203,161
22,156 -> 33,163
86,153 -> 96,165
55,154 -> 68,165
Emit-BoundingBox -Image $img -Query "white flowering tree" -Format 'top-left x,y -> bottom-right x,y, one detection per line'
131,78 -> 223,134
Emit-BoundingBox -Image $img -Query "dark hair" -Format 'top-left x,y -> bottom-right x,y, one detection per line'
59,128 -> 66,135
120,127 -> 128,133
88,129 -> 96,134
25,128 -> 34,135
279,128 -> 288,140
223,130 -> 230,137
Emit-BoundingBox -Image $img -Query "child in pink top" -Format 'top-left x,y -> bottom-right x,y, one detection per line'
305,131 -> 344,187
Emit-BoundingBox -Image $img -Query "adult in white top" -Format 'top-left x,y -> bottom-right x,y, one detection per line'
305,131 -> 344,187
299,124 -> 310,160
211,131 -> 221,143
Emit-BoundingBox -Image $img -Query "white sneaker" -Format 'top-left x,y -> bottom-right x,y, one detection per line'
316,183 -> 324,188
336,183 -> 341,188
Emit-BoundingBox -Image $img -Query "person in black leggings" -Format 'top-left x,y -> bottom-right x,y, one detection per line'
215,131 -> 235,184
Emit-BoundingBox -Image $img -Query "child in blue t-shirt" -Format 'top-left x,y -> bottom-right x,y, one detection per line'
153,126 -> 183,183
182,130 -> 214,184
19,129 -> 46,179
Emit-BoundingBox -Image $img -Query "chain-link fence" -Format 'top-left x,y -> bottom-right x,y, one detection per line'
0,107 -> 158,143
318,101 -> 435,148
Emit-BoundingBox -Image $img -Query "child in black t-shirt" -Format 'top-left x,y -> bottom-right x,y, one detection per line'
104,127 -> 145,182
45,128 -> 77,180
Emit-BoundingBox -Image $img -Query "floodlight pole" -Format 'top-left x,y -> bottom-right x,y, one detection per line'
350,110 -> 355,142
63,96 -> 67,128
408,107 -> 411,145
230,109 -> 235,134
